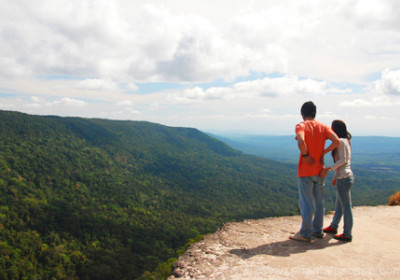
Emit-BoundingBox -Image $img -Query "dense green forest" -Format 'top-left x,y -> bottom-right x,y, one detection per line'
0,111 -> 300,279
0,111 -> 398,279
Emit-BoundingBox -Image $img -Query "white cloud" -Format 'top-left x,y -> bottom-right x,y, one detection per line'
1,0 -> 400,136
167,86 -> 234,104
0,96 -> 87,116
318,111 -> 342,121
31,96 -> 41,102
234,76 -> 328,97
53,97 -> 86,107
2,0 -> 400,84
126,109 -> 140,115
339,95 -> 400,107
25,103 -> 42,109
117,100 -> 133,107
340,99 -> 372,107
0,57 -> 31,78
168,75 -> 335,104
364,115 -> 393,120
124,83 -> 139,91
374,69 -> 400,95
243,112 -> 296,120
75,79 -> 119,91
260,108 -> 272,113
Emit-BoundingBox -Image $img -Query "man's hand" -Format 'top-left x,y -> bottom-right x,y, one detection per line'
320,155 -> 325,166
320,167 -> 330,178
302,156 -> 315,166
332,177 -> 337,186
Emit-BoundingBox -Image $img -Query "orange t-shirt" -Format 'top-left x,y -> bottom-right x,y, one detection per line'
295,120 -> 334,177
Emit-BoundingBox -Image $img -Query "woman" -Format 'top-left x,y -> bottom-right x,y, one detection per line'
321,120 -> 354,242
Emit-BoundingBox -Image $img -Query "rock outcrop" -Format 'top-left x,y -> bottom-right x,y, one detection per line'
169,206 -> 400,280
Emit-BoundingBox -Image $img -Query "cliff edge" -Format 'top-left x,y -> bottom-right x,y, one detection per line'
169,206 -> 400,280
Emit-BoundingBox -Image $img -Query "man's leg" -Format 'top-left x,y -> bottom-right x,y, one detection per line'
313,175 -> 325,235
298,176 -> 314,239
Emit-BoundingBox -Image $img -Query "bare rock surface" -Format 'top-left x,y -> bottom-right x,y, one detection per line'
169,206 -> 400,280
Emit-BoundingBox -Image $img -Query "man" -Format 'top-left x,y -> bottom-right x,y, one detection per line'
290,101 -> 340,242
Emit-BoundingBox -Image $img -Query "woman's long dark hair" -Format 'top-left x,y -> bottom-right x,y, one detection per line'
331,120 -> 352,159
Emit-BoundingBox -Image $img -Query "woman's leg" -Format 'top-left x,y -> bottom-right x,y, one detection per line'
330,190 -> 342,230
336,177 -> 354,237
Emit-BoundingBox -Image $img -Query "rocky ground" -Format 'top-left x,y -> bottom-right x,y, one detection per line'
169,206 -> 400,280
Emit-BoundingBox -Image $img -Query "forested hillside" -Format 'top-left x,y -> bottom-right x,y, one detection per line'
1,111 -> 398,279
213,134 -> 400,206
0,111 -> 300,279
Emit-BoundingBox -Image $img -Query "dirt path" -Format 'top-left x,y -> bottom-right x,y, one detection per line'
169,206 -> 400,280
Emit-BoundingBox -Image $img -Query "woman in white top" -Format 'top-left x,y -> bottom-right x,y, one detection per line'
321,120 -> 354,242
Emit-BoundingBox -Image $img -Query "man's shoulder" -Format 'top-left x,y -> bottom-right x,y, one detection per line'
314,120 -> 330,128
295,122 -> 305,134
297,120 -> 332,135
297,120 -> 328,128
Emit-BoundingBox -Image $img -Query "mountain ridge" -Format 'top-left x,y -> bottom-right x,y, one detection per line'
212,133 -> 400,171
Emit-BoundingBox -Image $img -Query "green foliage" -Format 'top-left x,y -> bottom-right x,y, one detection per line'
138,235 -> 204,280
0,111 -> 298,279
1,110 -> 397,279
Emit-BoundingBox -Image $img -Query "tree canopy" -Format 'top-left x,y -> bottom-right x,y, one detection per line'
0,110 -> 398,279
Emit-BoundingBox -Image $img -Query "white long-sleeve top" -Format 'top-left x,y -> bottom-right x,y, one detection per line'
330,138 -> 353,179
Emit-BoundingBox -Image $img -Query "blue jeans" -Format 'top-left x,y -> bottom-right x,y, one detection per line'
298,176 -> 325,239
330,176 -> 354,237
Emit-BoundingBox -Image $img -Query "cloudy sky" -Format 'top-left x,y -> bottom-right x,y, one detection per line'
1,0 -> 400,136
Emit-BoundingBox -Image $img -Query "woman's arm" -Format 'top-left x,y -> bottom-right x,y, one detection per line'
320,139 -> 346,178
330,140 -> 347,170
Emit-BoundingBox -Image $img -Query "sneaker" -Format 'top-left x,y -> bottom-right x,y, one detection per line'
333,233 -> 352,242
289,232 -> 311,242
323,226 -> 337,234
312,232 -> 325,238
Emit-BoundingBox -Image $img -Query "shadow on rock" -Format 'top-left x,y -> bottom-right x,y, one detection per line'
230,235 -> 345,259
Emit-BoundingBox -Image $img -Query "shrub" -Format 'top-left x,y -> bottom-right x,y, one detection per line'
388,191 -> 400,206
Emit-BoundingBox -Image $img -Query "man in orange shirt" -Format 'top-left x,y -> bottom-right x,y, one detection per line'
290,101 -> 340,242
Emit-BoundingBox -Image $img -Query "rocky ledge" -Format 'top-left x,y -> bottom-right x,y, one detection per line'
169,206 -> 400,280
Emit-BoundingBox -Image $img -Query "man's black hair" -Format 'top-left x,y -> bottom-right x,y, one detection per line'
301,101 -> 316,118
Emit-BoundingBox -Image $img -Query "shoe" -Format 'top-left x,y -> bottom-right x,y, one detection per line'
289,232 -> 311,242
333,233 -> 352,242
323,226 -> 337,234
312,232 -> 325,238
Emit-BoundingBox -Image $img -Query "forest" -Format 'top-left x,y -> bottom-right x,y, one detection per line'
0,110 -> 398,279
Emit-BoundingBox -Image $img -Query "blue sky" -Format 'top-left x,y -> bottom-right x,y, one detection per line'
1,0 -> 400,136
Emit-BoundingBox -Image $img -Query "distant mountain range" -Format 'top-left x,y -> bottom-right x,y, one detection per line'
0,110 -> 398,279
212,133 -> 400,171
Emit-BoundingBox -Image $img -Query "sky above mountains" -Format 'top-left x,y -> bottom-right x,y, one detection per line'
1,0 -> 400,136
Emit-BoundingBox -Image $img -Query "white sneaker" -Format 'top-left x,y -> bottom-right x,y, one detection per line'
289,231 -> 311,242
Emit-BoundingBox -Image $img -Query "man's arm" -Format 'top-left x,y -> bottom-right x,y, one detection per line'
296,131 -> 315,165
296,131 -> 307,155
323,132 -> 340,156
